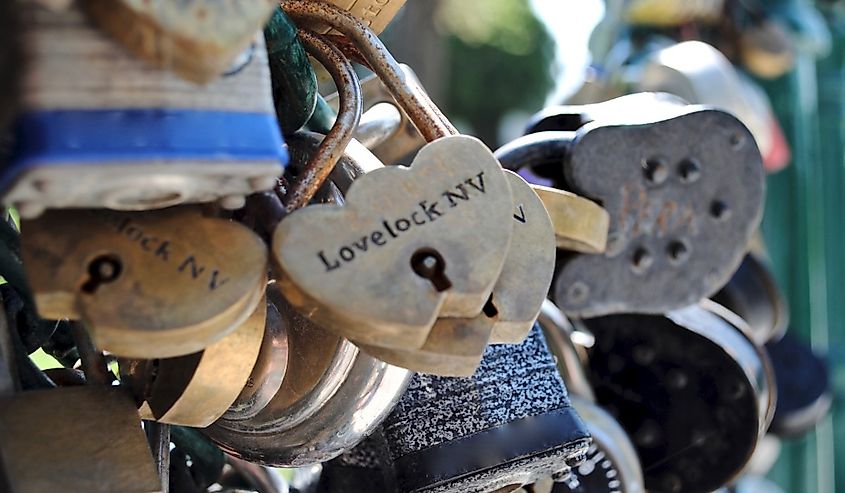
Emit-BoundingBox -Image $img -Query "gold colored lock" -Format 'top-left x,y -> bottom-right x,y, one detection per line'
0,385 -> 162,492
122,291 -> 267,427
531,185 -> 609,255
21,207 -> 268,358
81,0 -> 278,83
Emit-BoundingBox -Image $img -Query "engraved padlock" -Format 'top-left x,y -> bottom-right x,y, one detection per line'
4,1 -> 287,218
538,300 -> 645,493
498,95 -> 765,317
580,303 -> 775,493
376,324 -> 592,493
275,5 -> 516,350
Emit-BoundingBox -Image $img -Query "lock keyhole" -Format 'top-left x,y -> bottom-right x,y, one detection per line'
81,255 -> 123,294
411,248 -> 452,292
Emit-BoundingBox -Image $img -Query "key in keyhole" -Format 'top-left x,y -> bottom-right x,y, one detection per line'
80,255 -> 123,294
411,249 -> 452,292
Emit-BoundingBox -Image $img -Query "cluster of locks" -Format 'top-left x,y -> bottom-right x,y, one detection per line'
0,0 -> 833,492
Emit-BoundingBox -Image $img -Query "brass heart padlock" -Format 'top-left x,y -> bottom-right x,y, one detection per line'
21,207 -> 267,358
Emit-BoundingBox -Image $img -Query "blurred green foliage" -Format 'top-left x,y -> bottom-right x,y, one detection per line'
437,0 -> 556,145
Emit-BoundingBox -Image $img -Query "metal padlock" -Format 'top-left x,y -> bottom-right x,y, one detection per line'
203,283 -> 411,467
0,299 -> 162,492
580,304 -> 775,493
499,96 -> 765,317
4,2 -> 287,218
377,324 -> 591,493
80,0 -> 278,83
538,301 -> 645,493
275,3 -> 516,350
20,207 -> 268,358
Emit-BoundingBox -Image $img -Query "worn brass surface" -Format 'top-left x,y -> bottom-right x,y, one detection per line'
21,207 -> 268,358
531,185 -> 609,254
81,0 -> 277,83
125,292 -> 267,427
0,386 -> 161,493
318,0 -> 406,35
273,135 -> 513,349
360,316 -> 494,376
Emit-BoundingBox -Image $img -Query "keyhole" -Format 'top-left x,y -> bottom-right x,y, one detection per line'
482,294 -> 498,319
411,248 -> 452,292
81,255 -> 123,294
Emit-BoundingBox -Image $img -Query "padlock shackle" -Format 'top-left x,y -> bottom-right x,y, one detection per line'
282,0 -> 456,141
284,29 -> 362,211
493,131 -> 575,173
537,299 -> 596,402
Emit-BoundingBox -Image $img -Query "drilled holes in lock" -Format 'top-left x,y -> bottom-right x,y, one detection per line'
710,200 -> 731,221
666,240 -> 691,266
631,247 -> 653,274
678,158 -> 701,184
80,255 -> 123,294
642,157 -> 668,185
729,133 -> 746,150
411,248 -> 452,292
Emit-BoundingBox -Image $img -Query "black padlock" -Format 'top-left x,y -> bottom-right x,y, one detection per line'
495,96 -> 765,317
377,324 -> 591,493
580,304 -> 775,493
765,331 -> 832,437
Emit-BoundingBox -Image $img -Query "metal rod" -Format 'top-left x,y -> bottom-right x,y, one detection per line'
537,300 -> 596,402
69,321 -> 112,385
283,29 -> 362,211
145,421 -> 171,493
282,0 -> 457,140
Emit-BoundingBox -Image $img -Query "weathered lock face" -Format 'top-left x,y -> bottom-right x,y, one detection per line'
81,0 -> 278,83
21,207 -> 268,358
553,107 -> 764,317
4,3 -> 286,217
379,325 -> 591,493
360,170 -> 557,375
765,332 -> 832,437
582,306 -> 774,493
274,134 -> 514,349
712,253 -> 788,345
318,0 -> 407,34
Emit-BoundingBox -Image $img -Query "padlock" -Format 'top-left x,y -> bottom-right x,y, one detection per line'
20,207 -> 268,358
712,252 -> 788,345
764,332 -> 832,437
275,3 -> 516,350
580,304 -> 775,493
0,301 -> 162,492
120,291 -> 267,427
204,284 -> 411,466
538,300 -> 645,493
80,0 -> 277,83
499,97 -> 765,317
4,2 -> 287,218
360,169 -> 557,374
737,19 -> 796,80
376,324 -> 591,492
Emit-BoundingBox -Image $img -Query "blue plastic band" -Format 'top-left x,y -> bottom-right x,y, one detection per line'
11,109 -> 289,166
